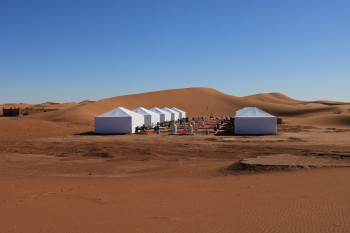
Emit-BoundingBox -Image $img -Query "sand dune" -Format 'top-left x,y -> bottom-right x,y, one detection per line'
2,88 -> 350,134
32,101 -> 79,109
242,92 -> 302,105
27,87 -> 350,128
298,114 -> 350,127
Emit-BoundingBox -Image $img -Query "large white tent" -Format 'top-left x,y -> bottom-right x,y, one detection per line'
133,107 -> 160,127
235,107 -> 277,135
149,107 -> 170,122
162,107 -> 179,121
171,107 -> 186,119
95,107 -> 144,134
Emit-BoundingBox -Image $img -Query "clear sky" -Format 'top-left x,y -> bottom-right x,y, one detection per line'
1,0 -> 349,104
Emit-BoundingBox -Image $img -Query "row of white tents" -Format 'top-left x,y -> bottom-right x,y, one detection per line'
95,107 -> 186,134
94,106 -> 277,135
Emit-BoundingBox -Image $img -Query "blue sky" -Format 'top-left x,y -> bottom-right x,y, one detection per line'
1,0 -> 349,104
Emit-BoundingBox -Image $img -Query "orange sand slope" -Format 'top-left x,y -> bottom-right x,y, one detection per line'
31,88 -> 350,124
1,88 -> 350,135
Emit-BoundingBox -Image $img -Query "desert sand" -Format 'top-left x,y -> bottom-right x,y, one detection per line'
0,88 -> 350,232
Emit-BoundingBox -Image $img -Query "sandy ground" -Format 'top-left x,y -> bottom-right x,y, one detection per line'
1,167 -> 350,233
1,125 -> 350,232
1,88 -> 350,232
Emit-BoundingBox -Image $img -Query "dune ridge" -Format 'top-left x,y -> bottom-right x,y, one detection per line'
31,88 -> 350,126
1,88 -> 350,134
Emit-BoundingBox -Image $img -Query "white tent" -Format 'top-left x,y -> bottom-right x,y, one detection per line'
162,107 -> 179,121
149,107 -> 170,122
235,107 -> 277,135
95,107 -> 144,134
171,107 -> 186,119
133,107 -> 160,127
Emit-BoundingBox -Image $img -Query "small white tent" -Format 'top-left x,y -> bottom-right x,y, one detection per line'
95,107 -> 144,134
133,107 -> 160,127
149,107 -> 170,122
162,107 -> 179,121
235,107 -> 277,135
171,107 -> 186,119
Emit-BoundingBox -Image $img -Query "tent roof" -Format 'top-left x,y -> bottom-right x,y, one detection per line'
236,107 -> 275,118
150,107 -> 167,114
133,107 -> 158,116
171,107 -> 185,113
97,107 -> 142,118
162,107 -> 177,114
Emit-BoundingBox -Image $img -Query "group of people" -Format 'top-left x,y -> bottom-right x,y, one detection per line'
151,116 -> 232,135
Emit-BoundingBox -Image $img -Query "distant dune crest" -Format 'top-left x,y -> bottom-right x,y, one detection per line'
1,87 -> 350,128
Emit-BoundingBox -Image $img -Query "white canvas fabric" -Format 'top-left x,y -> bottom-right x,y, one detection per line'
162,107 -> 179,121
235,107 -> 277,135
171,107 -> 186,119
133,107 -> 160,127
236,107 -> 275,117
149,107 -> 170,122
94,107 -> 144,134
